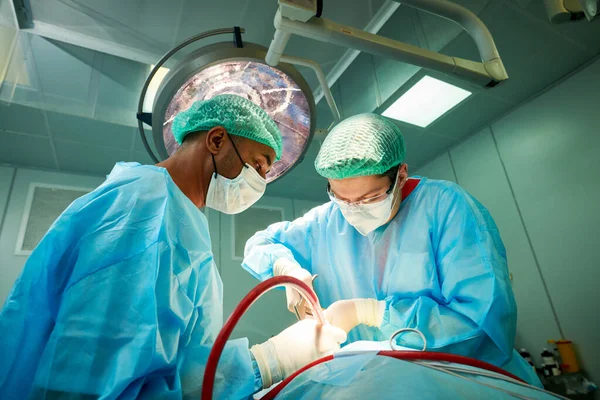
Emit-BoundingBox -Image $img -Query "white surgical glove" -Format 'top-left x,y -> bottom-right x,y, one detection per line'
250,319 -> 347,388
273,258 -> 314,315
324,299 -> 386,334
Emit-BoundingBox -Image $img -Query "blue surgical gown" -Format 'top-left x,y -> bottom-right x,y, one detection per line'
0,162 -> 259,399
243,177 -> 540,386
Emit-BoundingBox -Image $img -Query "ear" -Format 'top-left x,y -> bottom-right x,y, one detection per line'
397,163 -> 409,185
205,126 -> 227,155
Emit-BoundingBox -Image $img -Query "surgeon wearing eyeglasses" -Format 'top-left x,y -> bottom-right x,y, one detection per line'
242,113 -> 542,386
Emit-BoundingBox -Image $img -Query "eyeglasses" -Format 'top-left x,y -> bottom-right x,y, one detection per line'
327,182 -> 395,208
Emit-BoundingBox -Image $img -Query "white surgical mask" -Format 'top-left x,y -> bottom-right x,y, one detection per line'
329,170 -> 403,236
205,133 -> 267,214
339,192 -> 396,236
206,163 -> 266,214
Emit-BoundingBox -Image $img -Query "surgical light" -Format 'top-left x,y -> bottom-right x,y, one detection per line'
142,65 -> 170,113
382,76 -> 472,128
137,28 -> 316,183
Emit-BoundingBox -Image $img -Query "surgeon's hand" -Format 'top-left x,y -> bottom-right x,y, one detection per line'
324,299 -> 386,334
250,319 -> 347,388
273,258 -> 314,316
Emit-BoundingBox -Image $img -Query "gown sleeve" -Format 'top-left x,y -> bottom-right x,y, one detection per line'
380,186 -> 516,366
242,207 -> 323,280
28,227 -> 260,399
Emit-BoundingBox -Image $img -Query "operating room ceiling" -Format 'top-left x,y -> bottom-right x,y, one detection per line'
1,0 -> 599,201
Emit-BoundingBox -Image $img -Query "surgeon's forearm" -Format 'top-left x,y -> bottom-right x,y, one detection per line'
242,242 -> 297,281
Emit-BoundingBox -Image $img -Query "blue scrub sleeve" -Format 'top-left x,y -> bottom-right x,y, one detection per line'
29,239 -> 259,399
243,210 -> 319,280
250,353 -> 265,392
380,188 -> 516,366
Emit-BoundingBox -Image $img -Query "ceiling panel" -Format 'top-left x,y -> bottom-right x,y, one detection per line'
397,124 -> 457,170
428,93 -> 514,141
372,6 -> 422,102
480,1 -> 560,66
68,0 -> 183,49
0,131 -> 56,169
1,82 -> 45,110
507,0 -> 600,54
29,0 -> 113,40
96,54 -> 147,115
0,0 -> 17,87
229,0 -> 280,46
0,101 -> 49,136
46,110 -> 135,150
338,53 -> 379,118
30,35 -> 97,102
0,0 -> 15,26
176,0 -> 250,45
554,18 -> 600,54
491,34 -> 594,106
28,0 -> 171,55
53,139 -> 130,176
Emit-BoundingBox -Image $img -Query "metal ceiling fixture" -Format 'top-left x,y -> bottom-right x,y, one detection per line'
137,28 -> 316,183
267,0 -> 510,88
544,0 -> 599,22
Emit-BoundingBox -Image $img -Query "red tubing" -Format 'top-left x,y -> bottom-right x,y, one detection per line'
202,276 -> 524,400
377,351 -> 525,382
262,351 -> 525,400
201,276 -> 318,400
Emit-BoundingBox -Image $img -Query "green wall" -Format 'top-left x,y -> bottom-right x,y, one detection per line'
416,57 -> 600,381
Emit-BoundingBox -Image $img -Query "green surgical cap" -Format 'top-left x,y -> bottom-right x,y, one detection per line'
171,94 -> 283,160
315,113 -> 405,179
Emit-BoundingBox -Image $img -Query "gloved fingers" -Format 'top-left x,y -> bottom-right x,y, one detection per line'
285,280 -> 314,312
322,299 -> 359,333
285,287 -> 303,312
273,258 -> 303,276
314,323 -> 347,352
325,324 -> 348,344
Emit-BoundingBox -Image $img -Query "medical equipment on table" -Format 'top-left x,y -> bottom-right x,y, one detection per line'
202,277 -> 570,400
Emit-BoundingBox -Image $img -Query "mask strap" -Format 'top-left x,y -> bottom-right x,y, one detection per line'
211,154 -> 218,178
227,132 -> 248,169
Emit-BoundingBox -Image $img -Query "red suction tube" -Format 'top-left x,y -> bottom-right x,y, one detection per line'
202,276 -> 524,400
201,276 -> 322,400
